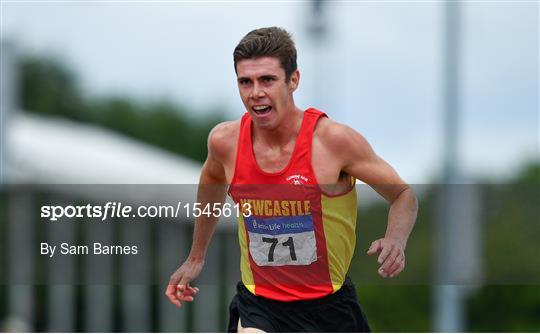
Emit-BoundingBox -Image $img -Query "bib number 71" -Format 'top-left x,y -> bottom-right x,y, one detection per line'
248,232 -> 317,266
262,236 -> 297,262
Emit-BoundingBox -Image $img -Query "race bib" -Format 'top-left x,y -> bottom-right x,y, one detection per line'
245,214 -> 317,266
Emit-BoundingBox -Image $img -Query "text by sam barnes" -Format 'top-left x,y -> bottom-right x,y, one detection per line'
41,242 -> 138,257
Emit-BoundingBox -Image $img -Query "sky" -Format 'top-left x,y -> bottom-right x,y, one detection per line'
1,0 -> 538,184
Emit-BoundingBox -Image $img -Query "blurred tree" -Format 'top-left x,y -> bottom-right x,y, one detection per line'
466,161 -> 540,332
352,161 -> 540,332
515,162 -> 540,184
18,56 -> 225,162
468,285 -> 540,332
19,57 -> 85,121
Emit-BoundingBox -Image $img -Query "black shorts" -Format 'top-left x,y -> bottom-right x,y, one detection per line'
227,277 -> 371,332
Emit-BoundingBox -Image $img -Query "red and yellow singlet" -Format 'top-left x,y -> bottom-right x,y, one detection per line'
228,108 -> 358,301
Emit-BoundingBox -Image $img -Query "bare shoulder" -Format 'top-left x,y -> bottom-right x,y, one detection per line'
313,117 -> 374,160
208,120 -> 240,162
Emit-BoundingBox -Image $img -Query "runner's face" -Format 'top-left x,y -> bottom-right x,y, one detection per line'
236,57 -> 299,130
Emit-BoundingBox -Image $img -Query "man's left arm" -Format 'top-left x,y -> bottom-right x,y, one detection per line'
328,123 -> 419,278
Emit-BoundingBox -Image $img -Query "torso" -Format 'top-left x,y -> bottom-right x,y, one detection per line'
225,109 -> 359,301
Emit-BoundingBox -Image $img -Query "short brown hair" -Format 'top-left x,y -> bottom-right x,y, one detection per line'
233,27 -> 297,82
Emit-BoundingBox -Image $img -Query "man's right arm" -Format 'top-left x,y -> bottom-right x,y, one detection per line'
165,122 -> 233,307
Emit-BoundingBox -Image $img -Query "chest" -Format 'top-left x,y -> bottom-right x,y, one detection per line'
252,140 -> 295,173
226,137 -> 343,185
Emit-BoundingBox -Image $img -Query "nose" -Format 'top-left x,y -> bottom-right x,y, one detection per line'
250,82 -> 266,100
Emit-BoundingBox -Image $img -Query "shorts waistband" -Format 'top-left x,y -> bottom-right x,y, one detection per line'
237,276 -> 355,307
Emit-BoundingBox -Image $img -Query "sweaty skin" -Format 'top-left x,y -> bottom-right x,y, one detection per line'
165,57 -> 418,323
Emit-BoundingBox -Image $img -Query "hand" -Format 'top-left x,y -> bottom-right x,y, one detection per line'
165,259 -> 204,307
367,238 -> 405,278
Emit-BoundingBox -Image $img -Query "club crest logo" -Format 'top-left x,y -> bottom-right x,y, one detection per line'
286,174 -> 309,185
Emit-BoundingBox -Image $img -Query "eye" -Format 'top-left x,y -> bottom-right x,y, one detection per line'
238,78 -> 251,85
262,77 -> 274,83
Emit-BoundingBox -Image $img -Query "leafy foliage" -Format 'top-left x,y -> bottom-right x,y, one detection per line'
351,164 -> 540,331
19,55 -> 225,162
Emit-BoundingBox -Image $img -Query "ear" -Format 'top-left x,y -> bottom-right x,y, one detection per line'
289,70 -> 300,92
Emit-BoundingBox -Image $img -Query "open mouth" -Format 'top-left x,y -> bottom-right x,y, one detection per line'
252,105 -> 272,115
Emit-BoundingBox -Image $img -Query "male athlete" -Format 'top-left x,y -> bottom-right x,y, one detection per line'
166,27 -> 418,332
